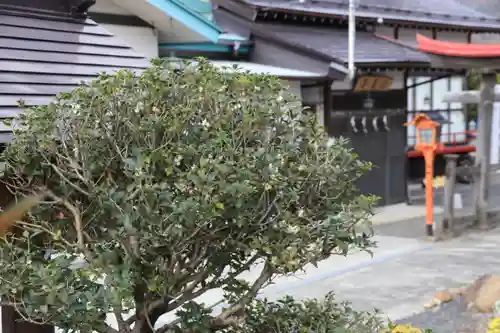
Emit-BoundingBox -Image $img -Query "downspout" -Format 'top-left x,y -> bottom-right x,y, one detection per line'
347,0 -> 356,81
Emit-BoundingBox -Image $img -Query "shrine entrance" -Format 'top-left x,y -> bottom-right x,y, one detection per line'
327,90 -> 407,206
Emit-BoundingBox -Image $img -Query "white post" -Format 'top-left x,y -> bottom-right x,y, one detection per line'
347,0 -> 356,81
491,101 -> 500,165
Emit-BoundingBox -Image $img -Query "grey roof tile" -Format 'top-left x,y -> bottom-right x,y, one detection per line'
244,0 -> 500,30
0,6 -> 149,139
256,22 -> 430,63
456,0 -> 500,17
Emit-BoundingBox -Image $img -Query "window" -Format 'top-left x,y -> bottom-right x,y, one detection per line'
418,128 -> 434,144
407,75 -> 466,145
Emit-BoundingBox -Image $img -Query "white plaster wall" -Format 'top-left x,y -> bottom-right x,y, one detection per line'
302,85 -> 325,127
374,26 -> 394,38
113,0 -> 209,44
283,80 -> 303,101
301,86 -> 323,106
374,26 -> 470,45
398,28 -> 433,45
89,0 -> 159,59
100,23 -> 159,59
91,0 -> 130,14
437,31 -> 469,43
157,20 -> 209,43
470,33 -> 500,44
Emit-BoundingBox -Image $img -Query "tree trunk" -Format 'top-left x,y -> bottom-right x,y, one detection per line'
139,307 -> 166,333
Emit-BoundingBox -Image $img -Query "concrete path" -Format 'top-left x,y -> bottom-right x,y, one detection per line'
262,227 -> 500,333
154,202 -> 500,332
371,203 -> 442,225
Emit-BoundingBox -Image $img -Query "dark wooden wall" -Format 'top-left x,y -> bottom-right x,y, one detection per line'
2,306 -> 55,333
327,90 -> 408,206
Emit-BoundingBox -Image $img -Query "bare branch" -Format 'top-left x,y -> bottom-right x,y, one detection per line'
46,191 -> 92,261
54,152 -> 89,186
45,159 -> 90,197
15,220 -> 73,248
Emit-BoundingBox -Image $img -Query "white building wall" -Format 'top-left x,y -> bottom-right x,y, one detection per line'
114,0 -> 210,44
89,0 -> 159,59
100,23 -> 159,59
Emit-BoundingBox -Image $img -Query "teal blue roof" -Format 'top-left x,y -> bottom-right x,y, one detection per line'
147,0 -> 247,43
181,0 -> 213,21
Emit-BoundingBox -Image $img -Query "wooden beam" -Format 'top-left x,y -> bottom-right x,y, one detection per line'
442,91 -> 480,103
443,90 -> 500,104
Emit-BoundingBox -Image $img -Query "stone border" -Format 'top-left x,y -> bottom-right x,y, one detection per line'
437,206 -> 500,239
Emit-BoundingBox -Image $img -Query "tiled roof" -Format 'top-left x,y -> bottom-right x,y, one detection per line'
254,22 -> 431,64
242,0 -> 500,30
456,0 -> 500,17
0,5 -> 150,142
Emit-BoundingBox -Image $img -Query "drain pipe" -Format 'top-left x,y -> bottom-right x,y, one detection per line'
347,0 -> 356,81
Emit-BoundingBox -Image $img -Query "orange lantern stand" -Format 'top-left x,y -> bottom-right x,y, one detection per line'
405,114 -> 443,237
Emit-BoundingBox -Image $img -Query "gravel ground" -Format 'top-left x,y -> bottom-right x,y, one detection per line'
395,297 -> 496,333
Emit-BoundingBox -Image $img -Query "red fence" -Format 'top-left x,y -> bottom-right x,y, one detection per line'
407,130 -> 477,158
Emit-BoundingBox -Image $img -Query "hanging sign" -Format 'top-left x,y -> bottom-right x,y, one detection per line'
353,75 -> 393,92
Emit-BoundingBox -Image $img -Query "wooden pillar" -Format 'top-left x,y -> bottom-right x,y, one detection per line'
476,71 -> 496,228
441,154 -> 459,236
443,81 -> 500,228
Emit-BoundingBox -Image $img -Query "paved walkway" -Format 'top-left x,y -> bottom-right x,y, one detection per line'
262,227 -> 500,333
154,203 -> 500,332
371,203 -> 443,225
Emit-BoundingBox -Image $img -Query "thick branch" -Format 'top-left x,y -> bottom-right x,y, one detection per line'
210,262 -> 273,328
113,308 -> 131,333
46,191 -> 92,261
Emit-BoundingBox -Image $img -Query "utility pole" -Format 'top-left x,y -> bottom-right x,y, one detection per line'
347,0 -> 356,81
442,72 -> 498,228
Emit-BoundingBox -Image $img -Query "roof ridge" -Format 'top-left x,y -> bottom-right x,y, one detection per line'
0,6 -> 93,25
301,0 -> 495,20
250,0 -> 500,29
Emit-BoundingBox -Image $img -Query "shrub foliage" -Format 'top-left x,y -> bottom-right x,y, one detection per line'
0,59 -> 376,333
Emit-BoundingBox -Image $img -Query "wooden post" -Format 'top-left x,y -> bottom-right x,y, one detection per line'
477,71 -> 496,229
423,150 -> 435,237
442,154 -> 459,236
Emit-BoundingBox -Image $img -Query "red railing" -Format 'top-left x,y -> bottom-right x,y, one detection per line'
407,130 -> 477,158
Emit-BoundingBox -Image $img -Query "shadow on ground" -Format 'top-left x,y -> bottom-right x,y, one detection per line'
395,297 -> 495,333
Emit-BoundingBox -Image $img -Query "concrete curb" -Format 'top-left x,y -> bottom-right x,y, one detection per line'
373,206 -> 500,240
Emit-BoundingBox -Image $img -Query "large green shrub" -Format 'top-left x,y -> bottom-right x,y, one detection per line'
236,293 -> 383,333
0,59 -> 376,333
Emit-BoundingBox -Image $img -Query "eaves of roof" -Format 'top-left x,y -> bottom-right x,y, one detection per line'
214,7 -> 431,69
257,22 -> 432,65
239,0 -> 500,31
147,0 -> 248,43
214,7 -> 348,79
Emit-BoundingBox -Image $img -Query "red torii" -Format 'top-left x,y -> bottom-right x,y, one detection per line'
412,33 -> 500,230
416,33 -> 500,58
